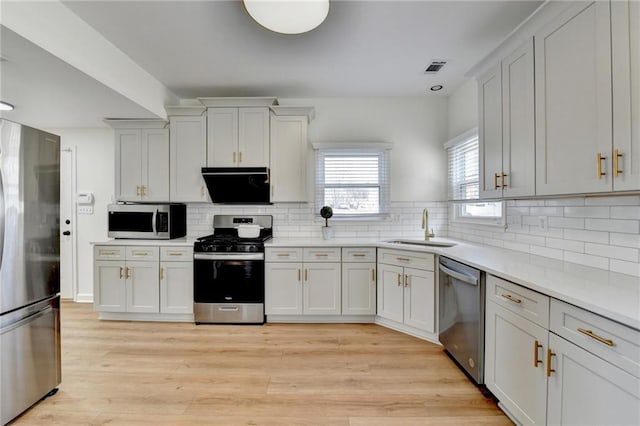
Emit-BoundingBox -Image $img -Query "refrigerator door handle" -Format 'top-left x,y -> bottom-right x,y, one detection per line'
0,305 -> 53,335
0,169 -> 4,267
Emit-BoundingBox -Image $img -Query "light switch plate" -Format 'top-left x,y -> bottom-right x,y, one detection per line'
78,205 -> 93,215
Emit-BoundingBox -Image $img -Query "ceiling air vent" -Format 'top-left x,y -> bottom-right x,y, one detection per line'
424,60 -> 447,74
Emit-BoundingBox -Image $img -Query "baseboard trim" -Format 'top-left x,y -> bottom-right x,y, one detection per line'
75,293 -> 94,303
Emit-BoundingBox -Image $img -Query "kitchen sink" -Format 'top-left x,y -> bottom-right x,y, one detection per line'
384,239 -> 457,248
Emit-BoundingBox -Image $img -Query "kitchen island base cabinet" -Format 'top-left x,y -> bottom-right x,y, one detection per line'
376,249 -> 436,341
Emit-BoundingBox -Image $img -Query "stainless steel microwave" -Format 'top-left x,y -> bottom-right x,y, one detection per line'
107,203 -> 187,239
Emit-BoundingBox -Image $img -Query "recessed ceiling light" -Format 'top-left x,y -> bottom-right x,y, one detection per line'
0,101 -> 14,111
243,0 -> 330,35
430,85 -> 443,92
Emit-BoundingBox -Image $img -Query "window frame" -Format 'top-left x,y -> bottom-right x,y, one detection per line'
313,142 -> 392,221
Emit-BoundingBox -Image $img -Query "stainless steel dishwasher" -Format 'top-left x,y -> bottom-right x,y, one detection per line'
438,256 -> 485,385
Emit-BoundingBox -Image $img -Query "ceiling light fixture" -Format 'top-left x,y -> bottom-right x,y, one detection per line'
0,101 -> 14,111
243,0 -> 330,35
430,85 -> 443,92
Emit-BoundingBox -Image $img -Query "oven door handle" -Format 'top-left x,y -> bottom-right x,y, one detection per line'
438,263 -> 478,286
194,253 -> 265,260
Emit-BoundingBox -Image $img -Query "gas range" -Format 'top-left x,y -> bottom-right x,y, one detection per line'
194,215 -> 273,253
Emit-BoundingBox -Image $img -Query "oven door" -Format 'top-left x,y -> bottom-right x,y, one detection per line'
193,252 -> 265,324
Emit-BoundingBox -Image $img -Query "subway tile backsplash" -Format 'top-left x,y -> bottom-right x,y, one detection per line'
447,195 -> 640,277
187,202 -> 449,242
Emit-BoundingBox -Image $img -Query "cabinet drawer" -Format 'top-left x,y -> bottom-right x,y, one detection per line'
487,274 -> 549,328
94,245 -> 125,261
125,246 -> 159,261
377,249 -> 434,270
303,247 -> 341,262
342,247 -> 376,262
266,247 -> 303,262
160,246 -> 193,261
550,299 -> 640,379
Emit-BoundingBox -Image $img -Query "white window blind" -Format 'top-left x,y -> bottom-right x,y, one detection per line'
447,134 -> 479,201
315,146 -> 391,219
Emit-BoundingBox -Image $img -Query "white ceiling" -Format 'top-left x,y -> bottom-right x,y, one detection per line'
1,0 -> 543,128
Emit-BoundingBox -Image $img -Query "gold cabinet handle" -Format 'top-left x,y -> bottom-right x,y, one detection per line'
160,267 -> 165,281
397,273 -> 402,286
546,349 -> 556,377
577,328 -> 615,347
372,269 -> 376,281
396,257 -> 410,262
534,340 -> 543,367
201,185 -> 205,197
233,152 -> 237,163
271,185 -> 275,197
501,173 -> 508,188
119,267 -> 124,279
125,267 -> 131,279
304,269 -> 308,281
502,293 -> 522,304
404,274 -> 409,288
141,185 -> 147,196
614,149 -> 623,177
494,173 -> 501,189
136,185 -> 141,196
297,269 -> 301,282
597,153 -> 607,178
238,152 -> 242,163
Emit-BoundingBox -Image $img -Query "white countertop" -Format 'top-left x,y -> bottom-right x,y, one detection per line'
92,236 -> 640,330
268,237 -> 640,330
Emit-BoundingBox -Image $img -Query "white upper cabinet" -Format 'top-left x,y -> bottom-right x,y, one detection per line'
169,114 -> 208,202
113,122 -> 169,202
207,107 -> 269,167
270,114 -> 309,202
611,0 -> 640,192
478,38 -> 535,199
535,1 -> 613,195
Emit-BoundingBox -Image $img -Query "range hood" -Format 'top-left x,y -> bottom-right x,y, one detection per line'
201,167 -> 271,204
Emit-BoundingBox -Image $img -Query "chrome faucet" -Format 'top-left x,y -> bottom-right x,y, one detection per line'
422,208 -> 435,240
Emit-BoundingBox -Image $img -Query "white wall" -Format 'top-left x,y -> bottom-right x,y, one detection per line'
49,127 -> 114,301
281,97 -> 448,202
446,79 -> 477,140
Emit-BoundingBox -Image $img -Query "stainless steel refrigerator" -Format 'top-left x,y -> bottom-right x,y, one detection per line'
0,119 -> 61,425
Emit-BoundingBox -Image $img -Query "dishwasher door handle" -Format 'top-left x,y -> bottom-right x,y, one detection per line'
439,263 -> 478,286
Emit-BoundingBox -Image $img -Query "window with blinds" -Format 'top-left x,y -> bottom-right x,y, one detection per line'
446,129 -> 503,223
315,146 -> 391,219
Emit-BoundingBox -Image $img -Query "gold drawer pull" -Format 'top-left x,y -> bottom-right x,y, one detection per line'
534,340 -> 543,367
396,257 -> 410,262
100,250 -> 117,256
352,253 -> 367,257
168,252 -> 183,256
132,251 -> 149,256
502,293 -> 522,304
315,253 -> 329,257
546,349 -> 556,377
577,328 -> 615,347
277,253 -> 290,257
614,149 -> 624,177
597,153 -> 607,178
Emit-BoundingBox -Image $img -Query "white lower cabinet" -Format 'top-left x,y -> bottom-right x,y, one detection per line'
341,262 -> 376,315
376,249 -> 435,334
486,275 -> 640,426
265,247 -> 341,316
94,245 -> 193,319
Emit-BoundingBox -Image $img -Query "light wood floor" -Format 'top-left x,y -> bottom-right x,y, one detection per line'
13,301 -> 511,425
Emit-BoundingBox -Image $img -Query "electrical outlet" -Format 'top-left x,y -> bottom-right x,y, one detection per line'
538,216 -> 548,231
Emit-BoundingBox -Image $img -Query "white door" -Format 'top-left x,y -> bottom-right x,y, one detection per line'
485,300 -> 548,426
270,115 -> 308,202
207,108 -> 238,167
303,262 -> 341,315
403,267 -> 435,333
142,128 -> 169,201
125,261 -> 160,313
114,129 -> 142,201
478,63 -> 503,199
169,115 -> 208,202
342,262 -> 376,315
93,261 -> 126,312
534,1 -> 613,195
502,38 -> 535,197
238,108 -> 270,167
265,262 -> 303,315
377,263 -> 404,323
547,333 -> 640,426
60,148 -> 75,300
160,261 -> 193,314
